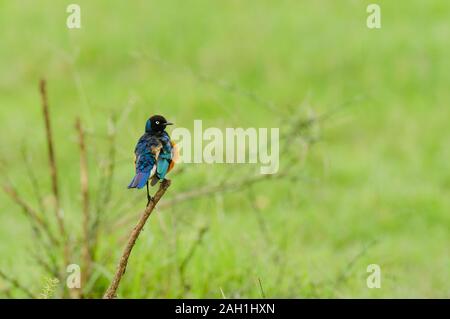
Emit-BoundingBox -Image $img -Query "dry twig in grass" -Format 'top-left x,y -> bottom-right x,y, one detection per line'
333,240 -> 378,290
91,115 -> 118,256
2,184 -> 58,246
113,172 -> 291,230
20,146 -> 46,216
39,79 -> 65,238
76,118 -> 92,289
103,179 -> 172,299
39,79 -> 71,273
257,277 -> 266,298
0,269 -> 35,298
178,225 -> 209,291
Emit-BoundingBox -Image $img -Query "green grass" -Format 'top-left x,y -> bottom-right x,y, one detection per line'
0,0 -> 449,298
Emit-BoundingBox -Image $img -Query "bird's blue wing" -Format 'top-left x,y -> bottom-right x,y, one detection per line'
155,132 -> 173,180
135,135 -> 159,172
128,134 -> 160,189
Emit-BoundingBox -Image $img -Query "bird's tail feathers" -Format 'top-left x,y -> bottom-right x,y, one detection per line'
127,171 -> 150,189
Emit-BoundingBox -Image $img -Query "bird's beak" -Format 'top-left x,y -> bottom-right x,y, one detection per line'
165,122 -> 174,126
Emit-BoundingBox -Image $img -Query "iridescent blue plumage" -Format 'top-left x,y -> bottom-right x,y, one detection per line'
127,133 -> 159,189
128,115 -> 174,192
155,131 -> 173,181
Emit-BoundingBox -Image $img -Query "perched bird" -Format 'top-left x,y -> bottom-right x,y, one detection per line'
128,115 -> 176,204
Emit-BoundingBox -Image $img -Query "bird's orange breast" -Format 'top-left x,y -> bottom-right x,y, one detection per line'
168,141 -> 179,173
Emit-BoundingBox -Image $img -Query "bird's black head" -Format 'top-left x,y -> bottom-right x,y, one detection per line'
145,115 -> 173,133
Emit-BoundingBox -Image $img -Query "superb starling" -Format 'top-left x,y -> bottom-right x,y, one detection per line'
128,115 -> 176,204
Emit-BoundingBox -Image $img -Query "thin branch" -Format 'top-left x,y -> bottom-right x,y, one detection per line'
219,287 -> 227,299
178,228 -> 207,282
178,225 -> 209,290
92,115 -> 118,237
103,179 -> 172,299
333,239 -> 378,289
0,269 -> 35,298
20,145 -> 46,216
248,186 -> 271,243
113,172 -> 290,230
142,53 -> 277,113
76,117 -> 92,290
257,277 -> 266,299
39,79 -> 71,298
162,172 -> 287,209
31,251 -> 60,279
39,79 -> 66,238
99,116 -> 117,209
2,184 -> 58,246
2,158 -> 60,283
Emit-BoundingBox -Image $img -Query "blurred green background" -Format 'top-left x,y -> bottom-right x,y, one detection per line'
0,0 -> 449,298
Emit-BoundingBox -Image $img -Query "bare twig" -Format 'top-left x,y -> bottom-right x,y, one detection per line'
178,225 -> 209,290
333,239 -> 378,289
179,226 -> 209,274
103,179 -> 172,299
20,146 -> 46,216
3,151 -> 61,289
248,187 -> 271,243
31,251 -> 59,279
76,118 -> 92,290
219,287 -> 227,299
163,173 -> 287,209
0,269 -> 35,298
40,79 -> 72,298
140,53 -> 277,113
2,184 -> 58,246
257,277 -> 266,298
92,115 -> 118,240
113,172 -> 290,230
39,79 -> 66,239
174,169 -> 301,205
97,116 -> 117,210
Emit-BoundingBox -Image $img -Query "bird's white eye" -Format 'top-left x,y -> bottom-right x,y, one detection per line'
156,121 -> 160,124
